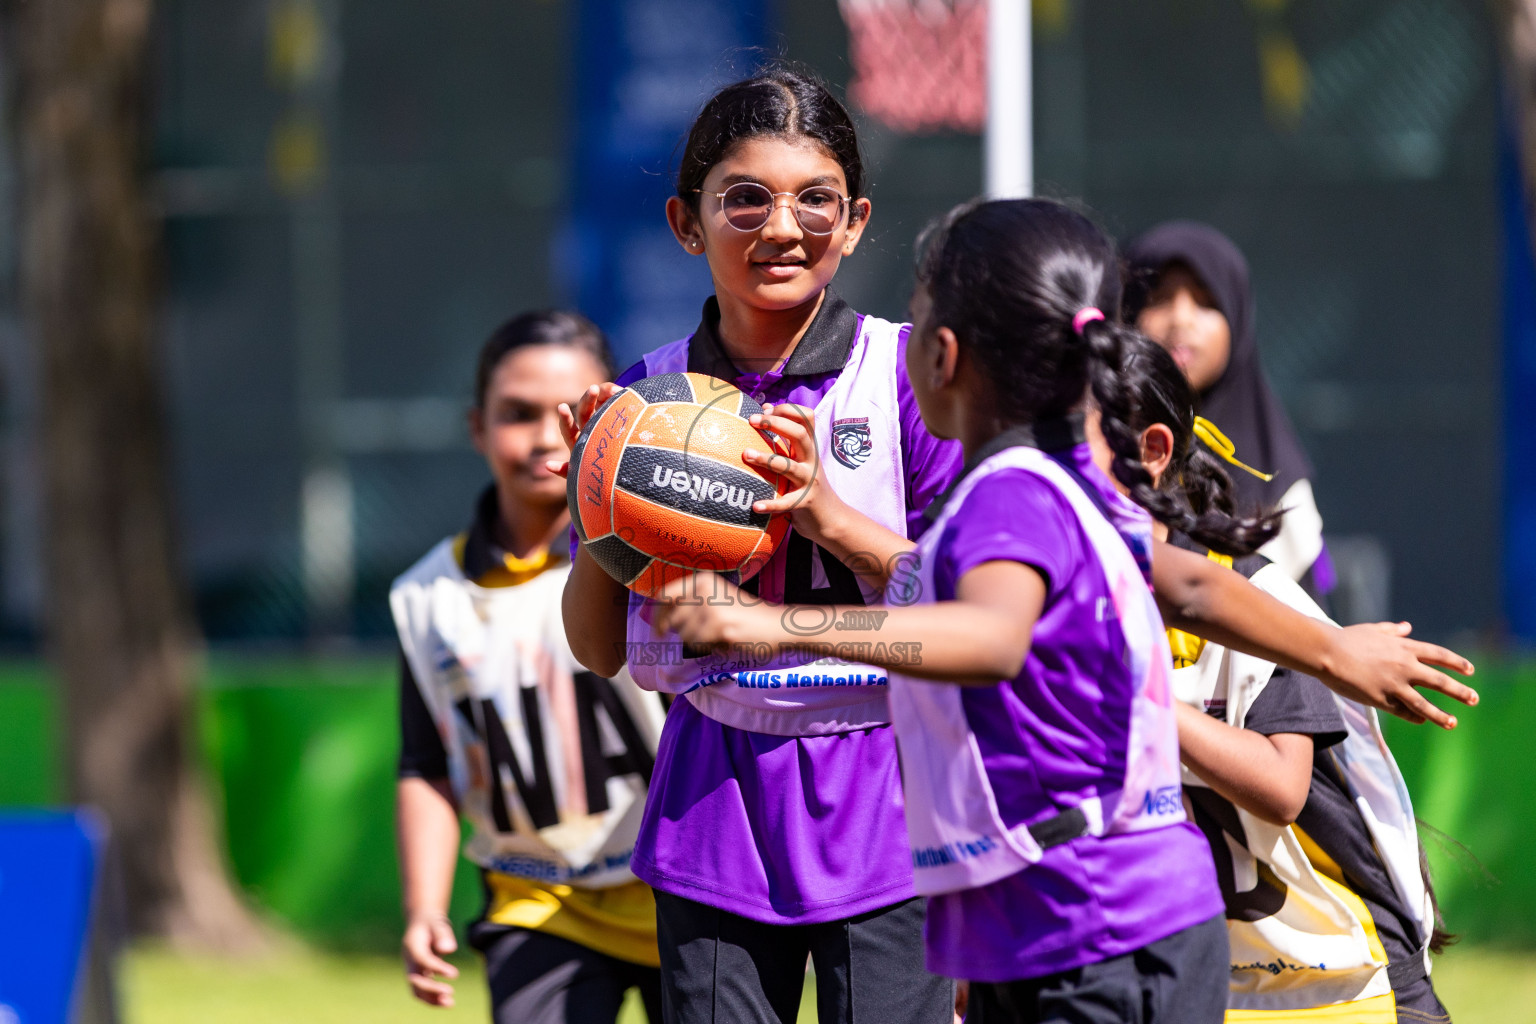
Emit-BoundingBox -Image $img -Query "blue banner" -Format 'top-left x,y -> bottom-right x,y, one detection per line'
1502,94 -> 1536,643
562,0 -> 769,369
0,810 -> 107,1023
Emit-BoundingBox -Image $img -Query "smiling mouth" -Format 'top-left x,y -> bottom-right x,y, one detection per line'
755,255 -> 807,268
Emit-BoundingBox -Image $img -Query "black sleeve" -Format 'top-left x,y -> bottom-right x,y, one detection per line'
1242,667 -> 1349,750
398,649 -> 451,780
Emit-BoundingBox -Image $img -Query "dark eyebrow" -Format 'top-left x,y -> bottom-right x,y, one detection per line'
713,172 -> 845,191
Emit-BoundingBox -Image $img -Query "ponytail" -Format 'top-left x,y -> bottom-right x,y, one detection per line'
1115,333 -> 1283,558
1079,318 -> 1223,546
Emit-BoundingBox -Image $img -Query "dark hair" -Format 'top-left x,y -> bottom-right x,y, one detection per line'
1121,336 -> 1282,556
676,66 -> 865,216
473,310 -> 614,406
916,197 -> 1243,545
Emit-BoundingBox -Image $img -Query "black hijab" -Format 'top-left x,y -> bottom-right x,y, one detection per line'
1123,221 -> 1313,512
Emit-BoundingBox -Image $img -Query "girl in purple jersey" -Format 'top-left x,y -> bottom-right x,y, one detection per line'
556,71 -> 1476,1024
562,67 -> 961,1024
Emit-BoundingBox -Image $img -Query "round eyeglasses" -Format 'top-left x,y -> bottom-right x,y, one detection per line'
695,182 -> 850,236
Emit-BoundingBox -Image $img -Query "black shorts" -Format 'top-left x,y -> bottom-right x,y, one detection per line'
965,914 -> 1229,1024
653,890 -> 954,1024
470,922 -> 663,1024
1394,970 -> 1451,1023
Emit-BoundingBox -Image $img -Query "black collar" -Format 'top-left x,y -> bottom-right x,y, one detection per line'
686,291 -> 860,379
922,415 -> 1087,523
461,485 -> 507,580
461,485 -> 569,580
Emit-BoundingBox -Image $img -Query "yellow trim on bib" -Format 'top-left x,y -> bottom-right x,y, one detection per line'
1292,826 -> 1391,965
484,873 -> 660,967
1167,549 -> 1234,669
1225,992 -> 1396,1023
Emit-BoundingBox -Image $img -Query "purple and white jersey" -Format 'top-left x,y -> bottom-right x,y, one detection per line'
614,292 -> 964,924
624,308 -> 912,736
887,434 -> 1222,980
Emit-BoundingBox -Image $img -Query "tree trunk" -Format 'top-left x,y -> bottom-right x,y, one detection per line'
5,0 -> 263,949
1501,2 -> 1536,222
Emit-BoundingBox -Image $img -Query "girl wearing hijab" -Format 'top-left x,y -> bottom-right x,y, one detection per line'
1125,221 -> 1335,602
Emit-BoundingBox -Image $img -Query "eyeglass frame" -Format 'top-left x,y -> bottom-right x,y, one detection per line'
692,182 -> 854,236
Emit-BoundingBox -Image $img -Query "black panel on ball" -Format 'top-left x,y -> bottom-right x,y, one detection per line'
566,426 -> 590,542
627,373 -> 695,405
584,533 -> 655,587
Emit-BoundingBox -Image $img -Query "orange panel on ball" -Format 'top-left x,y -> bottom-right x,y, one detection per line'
628,404 -> 786,486
740,515 -> 791,583
572,388 -> 645,541
612,490 -> 764,571
681,372 -> 746,411
628,558 -> 696,601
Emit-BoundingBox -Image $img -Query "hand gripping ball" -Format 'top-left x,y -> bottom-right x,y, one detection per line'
566,372 -> 792,597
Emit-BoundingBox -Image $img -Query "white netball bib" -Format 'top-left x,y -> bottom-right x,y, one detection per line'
392,542 -> 667,887
1176,562 -> 1431,1016
887,445 -> 1186,895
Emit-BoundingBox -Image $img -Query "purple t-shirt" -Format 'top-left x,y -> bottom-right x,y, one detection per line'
616,293 -> 963,924
920,450 -> 1222,981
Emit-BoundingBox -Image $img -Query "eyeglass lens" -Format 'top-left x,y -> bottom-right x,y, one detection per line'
719,183 -> 845,235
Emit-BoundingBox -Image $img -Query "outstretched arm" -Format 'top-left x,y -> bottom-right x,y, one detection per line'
1152,540 -> 1476,728
653,560 -> 1046,685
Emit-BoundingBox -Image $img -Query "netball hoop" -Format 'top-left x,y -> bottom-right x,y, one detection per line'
838,0 -> 1031,197
837,0 -> 987,135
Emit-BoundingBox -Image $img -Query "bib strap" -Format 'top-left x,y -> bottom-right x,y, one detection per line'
1028,806 -> 1090,849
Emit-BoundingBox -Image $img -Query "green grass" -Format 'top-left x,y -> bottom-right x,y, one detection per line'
119,943 -> 1534,1023
122,945 -> 495,1024
1428,947 -> 1536,1022
122,945 -> 817,1024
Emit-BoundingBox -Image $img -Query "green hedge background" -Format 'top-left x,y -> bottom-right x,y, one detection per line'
0,658 -> 1529,949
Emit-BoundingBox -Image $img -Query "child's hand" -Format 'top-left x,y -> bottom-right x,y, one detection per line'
402,911 -> 459,1007
742,403 -> 851,547
545,382 -> 624,478
1321,621 -> 1476,728
652,573 -> 786,653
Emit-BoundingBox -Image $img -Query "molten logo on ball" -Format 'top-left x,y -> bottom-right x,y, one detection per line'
650,467 -> 757,511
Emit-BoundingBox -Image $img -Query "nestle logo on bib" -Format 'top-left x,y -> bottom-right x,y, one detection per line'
1141,785 -> 1183,817
650,466 -> 755,511
831,417 -> 873,469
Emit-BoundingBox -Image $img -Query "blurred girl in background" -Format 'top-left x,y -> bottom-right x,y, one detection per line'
392,312 -> 666,1024
1125,221 -> 1335,603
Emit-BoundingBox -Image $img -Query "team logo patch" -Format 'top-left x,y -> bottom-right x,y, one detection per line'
831,417 -> 873,469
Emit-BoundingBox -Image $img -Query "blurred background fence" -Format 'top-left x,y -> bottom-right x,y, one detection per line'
0,0 -> 1505,649
0,0 -> 1527,962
